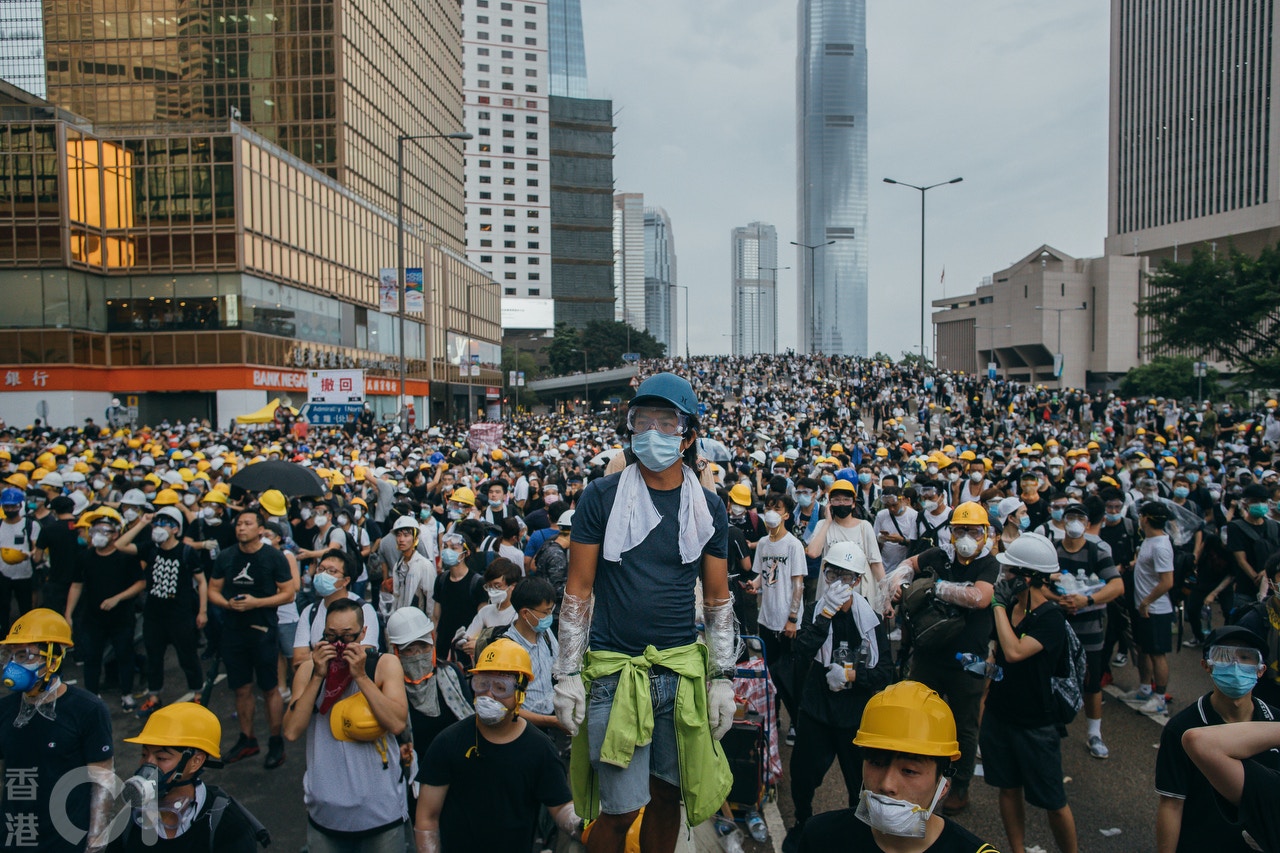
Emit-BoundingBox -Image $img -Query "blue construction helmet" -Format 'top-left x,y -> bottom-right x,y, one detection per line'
0,487 -> 24,507
630,373 -> 698,416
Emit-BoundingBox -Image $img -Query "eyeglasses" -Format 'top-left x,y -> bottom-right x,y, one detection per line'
627,407 -> 688,436
471,673 -> 519,699
1206,645 -> 1264,668
322,631 -> 361,644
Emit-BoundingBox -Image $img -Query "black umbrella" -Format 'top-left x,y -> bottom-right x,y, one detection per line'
229,460 -> 326,497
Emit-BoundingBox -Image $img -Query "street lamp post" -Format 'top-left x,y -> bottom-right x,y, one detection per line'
790,240 -> 835,354
671,284 -> 690,359
396,130 -> 472,431
464,279 -> 498,424
758,265 -> 789,355
1034,302 -> 1087,384
882,176 -> 963,360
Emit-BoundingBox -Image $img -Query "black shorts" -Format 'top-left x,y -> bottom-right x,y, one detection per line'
979,717 -> 1067,810
1132,611 -> 1173,655
1084,648 -> 1103,694
222,625 -> 279,691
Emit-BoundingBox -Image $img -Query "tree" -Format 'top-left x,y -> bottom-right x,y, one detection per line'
899,351 -> 934,371
544,320 -> 665,374
1117,356 -> 1221,401
544,323 -> 581,375
1136,243 -> 1280,387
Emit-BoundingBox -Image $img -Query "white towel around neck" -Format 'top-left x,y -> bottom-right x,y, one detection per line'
815,589 -> 881,670
602,463 -> 716,565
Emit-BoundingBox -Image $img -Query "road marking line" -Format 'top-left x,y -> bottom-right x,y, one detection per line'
763,795 -> 786,852
1103,684 -> 1170,728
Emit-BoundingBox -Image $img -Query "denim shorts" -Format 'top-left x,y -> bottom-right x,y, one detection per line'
587,670 -> 681,815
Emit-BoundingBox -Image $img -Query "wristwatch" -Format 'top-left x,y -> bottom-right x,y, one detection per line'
787,615 -> 799,624
1086,594 -> 1095,606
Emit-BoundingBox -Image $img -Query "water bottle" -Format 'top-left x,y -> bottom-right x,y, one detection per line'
1201,604 -> 1213,636
1076,568 -> 1088,588
956,652 -> 1004,681
745,811 -> 769,843
833,640 -> 853,683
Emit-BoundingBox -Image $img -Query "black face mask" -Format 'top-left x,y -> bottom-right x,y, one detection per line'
830,504 -> 854,519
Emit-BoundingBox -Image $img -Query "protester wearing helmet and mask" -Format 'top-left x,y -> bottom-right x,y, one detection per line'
782,542 -> 895,851
1156,625 -> 1280,853
415,638 -> 579,853
887,501 -> 999,814
798,681 -> 995,853
0,485 -> 41,636
386,606 -> 472,766
112,702 -> 263,851
805,478 -> 885,601
65,507 -> 146,711
552,373 -> 734,850
431,532 -> 485,666
0,608 -> 111,852
385,514 -> 435,619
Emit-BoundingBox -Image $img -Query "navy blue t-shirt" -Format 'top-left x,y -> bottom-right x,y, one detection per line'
572,469 -> 729,655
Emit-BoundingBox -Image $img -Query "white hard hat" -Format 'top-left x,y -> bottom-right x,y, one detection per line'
40,472 -> 64,489
120,488 -> 148,506
391,514 -> 418,533
995,532 -> 1059,574
557,509 -> 575,529
154,506 -> 185,533
386,606 -> 435,647
822,541 -> 869,575
69,491 -> 90,516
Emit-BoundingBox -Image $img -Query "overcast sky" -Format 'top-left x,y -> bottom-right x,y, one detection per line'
579,0 -> 1110,357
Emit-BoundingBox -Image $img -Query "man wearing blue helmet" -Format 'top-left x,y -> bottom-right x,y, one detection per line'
552,372 -> 734,853
0,485 -> 41,639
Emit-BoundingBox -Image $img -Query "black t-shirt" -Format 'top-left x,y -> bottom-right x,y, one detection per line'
418,718 -> 572,852
433,570 -> 485,652
571,471 -> 729,655
138,541 -> 202,609
211,544 -> 291,631
35,517 -> 82,585
1227,518 -> 1280,579
106,782 -> 257,853
800,808 -> 996,853
1156,693 -> 1280,853
74,548 -> 144,621
986,600 -> 1067,728
1098,518 -> 1137,567
916,549 -> 1000,661
1238,759 -> 1280,853
0,686 -> 114,853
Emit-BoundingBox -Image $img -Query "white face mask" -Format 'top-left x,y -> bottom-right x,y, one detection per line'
486,587 -> 507,607
969,471 -> 983,483
922,499 -> 938,513
151,527 -> 171,544
299,508 -> 313,521
91,532 -> 110,549
855,777 -> 948,838
954,535 -> 980,559
762,511 -> 782,529
1074,472 -> 1087,484
92,479 -> 106,491
123,508 -> 139,523
1065,520 -> 1086,539
314,513 -> 329,527
474,694 -> 509,726
336,514 -> 350,527
182,493 -> 197,506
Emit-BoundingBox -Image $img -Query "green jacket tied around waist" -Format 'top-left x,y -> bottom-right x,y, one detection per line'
569,642 -> 732,827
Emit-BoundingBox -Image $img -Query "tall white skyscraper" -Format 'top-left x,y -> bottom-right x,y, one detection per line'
731,222 -> 778,355
0,0 -> 46,98
644,207 -> 677,352
461,0 -> 553,332
796,0 -> 868,356
613,192 -> 645,330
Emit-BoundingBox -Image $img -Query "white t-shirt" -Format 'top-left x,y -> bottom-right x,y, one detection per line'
498,542 -> 525,572
465,603 -> 518,639
1134,534 -> 1175,615
0,516 -> 40,580
753,532 -> 809,632
873,507 -> 918,571
293,593 -> 382,650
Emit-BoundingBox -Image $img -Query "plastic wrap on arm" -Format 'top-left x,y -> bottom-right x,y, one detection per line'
551,803 -> 583,839
414,830 -> 442,853
552,591 -> 594,678
85,763 -> 118,853
703,597 -> 738,678
880,564 -> 915,606
934,580 -> 987,609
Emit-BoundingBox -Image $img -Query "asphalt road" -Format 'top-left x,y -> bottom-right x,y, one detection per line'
88,627 -> 1214,853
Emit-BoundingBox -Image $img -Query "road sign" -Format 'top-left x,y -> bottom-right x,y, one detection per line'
987,362 -> 998,380
509,370 -> 517,386
621,352 -> 641,363
1193,361 -> 1208,377
308,369 -> 364,404
301,403 -> 363,426
517,371 -> 525,387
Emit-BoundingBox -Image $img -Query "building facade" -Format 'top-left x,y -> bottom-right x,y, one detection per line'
461,0 -> 554,334
613,192 -> 645,330
549,95 -> 614,329
0,3 -> 500,428
931,245 -> 1149,391
1106,0 -> 1280,263
0,0 -> 45,98
796,0 -> 868,356
731,222 -> 778,356
548,0 -> 588,98
644,207 -> 676,353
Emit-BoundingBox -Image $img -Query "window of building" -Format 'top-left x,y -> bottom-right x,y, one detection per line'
502,98 -> 514,106
479,207 -> 492,215
526,69 -> 537,77
501,82 -> 513,90
505,287 -> 517,295
477,31 -> 488,39
525,21 -> 537,29
503,161 -> 515,170
478,0 -> 488,6
478,127 -> 491,136
478,144 -> 491,152
526,163 -> 538,171
525,37 -> 536,46
477,47 -> 490,55
504,240 -> 516,248
478,96 -> 491,104
478,111 -> 490,119
504,224 -> 516,232
481,239 -> 493,247
477,63 -> 490,71
528,286 -> 540,293
528,256 -> 540,264
481,255 -> 493,263
524,5 -> 535,12
525,85 -> 537,93
526,116 -> 538,124
503,145 -> 515,154
501,50 -> 514,59
527,194 -> 539,202
503,177 -> 515,185
501,1 -> 511,8
501,18 -> 513,26
479,159 -> 491,167
479,175 -> 491,183
501,34 -> 514,43
480,223 -> 493,231
525,52 -> 537,61
503,129 -> 515,138
478,80 -> 490,88
504,208 -> 516,216
528,225 -> 540,233
505,272 -> 517,279
503,193 -> 516,200
527,210 -> 539,218
502,113 -> 514,122
479,191 -> 491,199
504,256 -> 516,263
526,132 -> 538,140
528,241 -> 540,249
502,66 -> 514,75
526,179 -> 539,186
526,147 -> 537,155
526,100 -> 537,109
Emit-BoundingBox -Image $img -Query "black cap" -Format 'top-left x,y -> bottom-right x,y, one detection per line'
1242,484 -> 1270,501
1062,502 -> 1089,518
1203,625 -> 1267,657
1139,499 -> 1172,522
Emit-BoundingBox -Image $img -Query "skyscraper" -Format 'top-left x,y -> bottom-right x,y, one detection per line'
1105,0 -> 1280,263
548,0 -> 588,98
461,0 -> 553,333
613,192 -> 645,330
796,0 -> 868,356
731,222 -> 778,355
0,0 -> 45,98
644,207 -> 677,352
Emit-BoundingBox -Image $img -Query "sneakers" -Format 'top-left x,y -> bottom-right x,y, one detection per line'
224,734 -> 261,764
1120,687 -> 1152,706
279,686 -> 292,703
264,735 -> 286,770
120,695 -> 137,712
785,726 -> 796,747
1183,636 -> 1199,648
1137,694 -> 1168,716
1111,652 -> 1128,667
1088,735 -> 1110,759
135,695 -> 161,719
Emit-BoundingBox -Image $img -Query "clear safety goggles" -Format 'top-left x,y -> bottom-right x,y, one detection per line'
1206,645 -> 1264,668
823,567 -> 859,586
1,646 -> 45,666
471,673 -> 519,700
627,406 -> 688,436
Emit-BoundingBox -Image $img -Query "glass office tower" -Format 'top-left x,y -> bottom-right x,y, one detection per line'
644,207 -> 676,352
796,0 -> 868,356
731,222 -> 778,356
549,0 -> 588,98
0,0 -> 46,97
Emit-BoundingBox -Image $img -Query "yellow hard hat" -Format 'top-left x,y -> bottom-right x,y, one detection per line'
29,468 -> 49,483
828,479 -> 856,495
450,486 -> 476,507
200,489 -> 228,505
958,450 -> 976,462
329,692 -> 387,743
950,501 -> 988,527
874,448 -> 889,458
830,443 -> 845,454
2,608 -> 73,647
491,449 -> 505,461
3,473 -> 27,490
258,489 -> 285,516
125,702 -> 222,759
178,468 -> 195,483
16,461 -> 34,472
728,483 -> 752,507
152,489 -> 181,506
1,548 -> 27,565
330,473 -> 347,487
853,680 -> 961,760
469,637 -> 534,682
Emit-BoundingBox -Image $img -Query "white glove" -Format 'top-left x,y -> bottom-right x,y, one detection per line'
826,662 -> 851,692
819,580 -> 853,617
553,674 -> 586,736
707,679 -> 736,741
